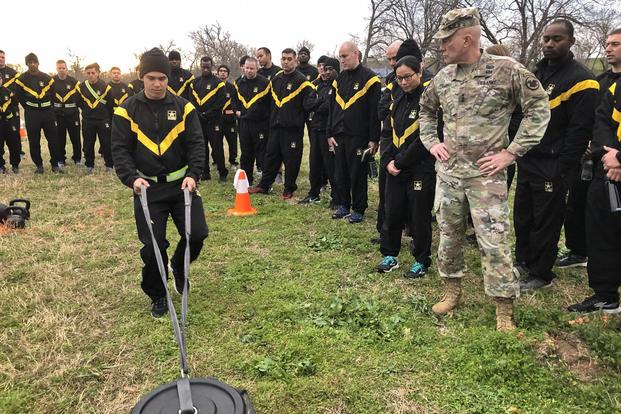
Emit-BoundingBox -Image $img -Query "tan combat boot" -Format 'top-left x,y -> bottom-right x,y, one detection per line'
495,297 -> 516,331
432,278 -> 462,315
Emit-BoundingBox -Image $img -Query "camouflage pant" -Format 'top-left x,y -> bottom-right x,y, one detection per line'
434,172 -> 519,298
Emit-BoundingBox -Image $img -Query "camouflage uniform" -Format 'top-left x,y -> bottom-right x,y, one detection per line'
419,25 -> 550,297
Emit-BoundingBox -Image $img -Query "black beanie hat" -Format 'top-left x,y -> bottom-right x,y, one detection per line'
396,39 -> 422,62
299,46 -> 310,54
140,48 -> 171,78
317,55 -> 328,65
168,50 -> 181,61
324,57 -> 340,72
25,52 -> 38,64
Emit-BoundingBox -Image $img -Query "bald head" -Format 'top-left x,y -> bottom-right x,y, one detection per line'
339,41 -> 361,71
386,40 -> 403,69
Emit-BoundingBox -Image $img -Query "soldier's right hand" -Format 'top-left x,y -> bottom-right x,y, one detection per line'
430,143 -> 449,162
327,137 -> 338,153
133,178 -> 151,195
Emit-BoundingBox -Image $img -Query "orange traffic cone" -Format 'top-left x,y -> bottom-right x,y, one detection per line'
19,119 -> 27,140
227,169 -> 257,216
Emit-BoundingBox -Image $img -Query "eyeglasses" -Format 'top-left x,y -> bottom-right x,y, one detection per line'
396,73 -> 417,82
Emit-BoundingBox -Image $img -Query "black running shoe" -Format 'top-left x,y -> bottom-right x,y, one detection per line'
567,295 -> 620,314
555,253 -> 587,268
151,297 -> 168,318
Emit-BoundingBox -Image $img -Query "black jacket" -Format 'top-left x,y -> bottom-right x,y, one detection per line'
0,86 -> 15,121
189,74 -> 227,123
327,64 -> 381,141
232,74 -> 271,122
222,81 -> 236,124
596,70 -> 621,101
309,77 -> 331,130
111,92 -> 205,187
14,71 -> 55,110
129,79 -> 144,94
592,79 -> 621,177
108,81 -> 132,110
521,53 -> 598,175
258,64 -> 281,81
53,75 -> 80,116
77,79 -> 114,121
269,70 -> 316,129
168,67 -> 194,100
381,84 -> 435,178
298,64 -> 319,82
0,66 -> 19,116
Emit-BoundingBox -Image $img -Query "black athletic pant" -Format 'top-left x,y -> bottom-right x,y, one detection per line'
514,169 -> 570,282
334,134 -> 369,214
201,119 -> 227,178
133,181 -> 209,301
223,120 -> 238,164
24,108 -> 60,167
56,112 -> 81,164
258,126 -> 304,193
83,118 -> 112,168
308,128 -> 336,198
239,118 -> 268,185
507,164 -> 516,189
377,165 -> 387,233
586,177 -> 621,302
381,173 -> 435,266
563,173 -> 589,257
0,117 -> 21,169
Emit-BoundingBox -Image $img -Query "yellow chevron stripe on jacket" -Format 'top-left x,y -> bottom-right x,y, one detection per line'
1,95 -> 13,113
390,105 -> 420,148
191,81 -> 225,106
78,83 -> 111,109
233,82 -> 271,109
3,72 -> 19,88
333,76 -> 380,110
55,82 -> 79,102
115,93 -> 129,107
549,79 -> 599,110
114,103 -> 195,156
167,75 -> 195,96
271,81 -> 313,108
16,77 -> 54,99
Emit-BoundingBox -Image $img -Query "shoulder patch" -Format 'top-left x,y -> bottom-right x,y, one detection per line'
525,77 -> 540,91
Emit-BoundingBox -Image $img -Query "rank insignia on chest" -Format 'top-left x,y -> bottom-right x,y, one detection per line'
286,83 -> 292,90
253,86 -> 258,93
180,77 -> 184,82
409,109 -> 418,119
122,88 -> 125,93
414,181 -> 422,191
207,84 -> 212,90
545,84 -> 555,95
356,149 -> 363,156
353,83 -> 360,90
167,110 -> 177,121
306,75 -> 311,80
291,141 -> 296,148
66,84 -> 71,90
544,182 -> 553,192
39,81 -> 44,87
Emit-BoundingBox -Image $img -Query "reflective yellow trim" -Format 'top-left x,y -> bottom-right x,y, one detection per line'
610,83 -> 617,95
390,111 -> 420,148
191,81 -> 225,106
423,80 -> 431,87
386,82 -> 394,91
549,79 -> 600,110
1,96 -> 12,112
55,83 -> 79,102
115,92 -> 129,106
233,82 -> 271,109
3,72 -> 19,88
15,77 -> 54,99
222,98 -> 231,113
333,76 -> 380,110
78,83 -> 111,109
138,165 -> 188,182
612,107 -> 621,142
271,81 -> 312,108
177,76 -> 194,96
114,103 -> 195,156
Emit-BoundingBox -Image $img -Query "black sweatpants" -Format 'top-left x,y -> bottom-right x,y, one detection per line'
308,128 -> 336,198
258,126 -> 304,193
133,181 -> 209,301
563,173 -> 589,257
514,168 -> 570,282
24,108 -> 60,167
377,165 -> 387,233
223,120 -> 238,164
0,117 -> 21,169
586,177 -> 621,302
201,119 -> 227,178
381,173 -> 435,266
83,118 -> 112,168
56,112 -> 81,164
239,118 -> 268,185
334,135 -> 369,214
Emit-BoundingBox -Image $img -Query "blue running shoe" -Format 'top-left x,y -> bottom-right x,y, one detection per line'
405,262 -> 427,279
377,256 -> 399,273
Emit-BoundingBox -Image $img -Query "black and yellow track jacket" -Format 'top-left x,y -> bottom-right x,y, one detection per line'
298,64 -> 319,82
167,67 -> 194,99
53,75 -> 79,116
189,73 -> 227,123
111,92 -> 205,187
596,70 -> 621,101
108,81 -> 132,110
592,79 -> 621,179
258,64 -> 281,81
0,86 -> 15,121
380,83 -> 435,179
77,79 -> 114,122
0,66 -> 20,116
222,81 -> 237,124
327,63 -> 381,141
14,71 -> 55,110
129,79 -> 144,94
232,74 -> 271,122
309,76 -> 331,130
269,69 -> 316,129
521,52 -> 599,175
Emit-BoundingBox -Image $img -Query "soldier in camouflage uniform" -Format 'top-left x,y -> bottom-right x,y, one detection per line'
419,8 -> 551,330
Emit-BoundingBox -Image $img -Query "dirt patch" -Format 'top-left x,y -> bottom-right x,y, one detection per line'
534,332 -> 599,381
387,388 -> 441,414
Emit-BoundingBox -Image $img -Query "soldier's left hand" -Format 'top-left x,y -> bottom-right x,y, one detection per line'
368,141 -> 378,155
181,177 -> 197,192
476,149 -> 517,177
607,167 -> 621,182
603,146 -> 621,170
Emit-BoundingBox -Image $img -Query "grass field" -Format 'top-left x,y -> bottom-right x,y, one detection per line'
1,140 -> 620,413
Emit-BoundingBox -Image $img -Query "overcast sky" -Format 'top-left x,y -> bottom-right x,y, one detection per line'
3,0 -> 370,73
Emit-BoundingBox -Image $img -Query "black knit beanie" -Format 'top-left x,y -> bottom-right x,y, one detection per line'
396,39 -> 422,62
168,50 -> 181,61
317,55 -> 328,65
140,48 -> 171,78
324,57 -> 340,72
25,53 -> 38,64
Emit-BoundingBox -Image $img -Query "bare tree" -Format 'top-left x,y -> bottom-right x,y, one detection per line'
296,40 -> 315,53
67,49 -> 85,80
362,0 -> 393,64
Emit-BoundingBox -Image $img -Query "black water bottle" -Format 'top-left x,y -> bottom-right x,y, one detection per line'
581,159 -> 594,181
